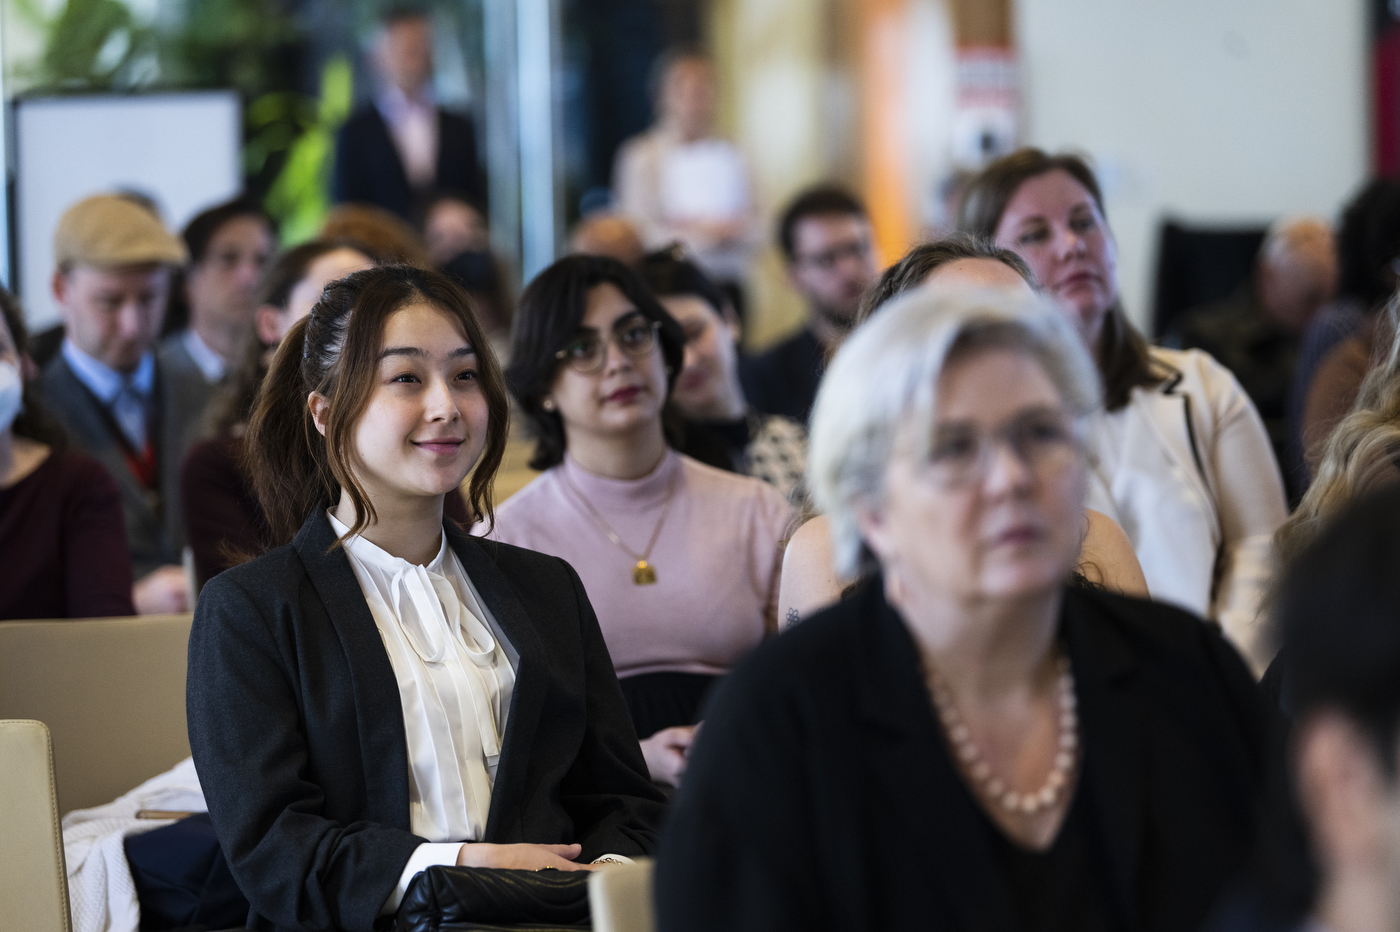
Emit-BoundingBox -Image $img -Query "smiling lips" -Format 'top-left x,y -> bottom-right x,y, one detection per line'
413,438 -> 464,456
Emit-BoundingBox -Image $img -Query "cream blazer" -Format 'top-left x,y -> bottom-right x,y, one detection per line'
1085,347 -> 1287,670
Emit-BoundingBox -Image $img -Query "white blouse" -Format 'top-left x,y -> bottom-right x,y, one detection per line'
328,513 -> 518,909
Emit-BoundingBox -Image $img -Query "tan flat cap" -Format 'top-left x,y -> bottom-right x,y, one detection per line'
53,194 -> 188,270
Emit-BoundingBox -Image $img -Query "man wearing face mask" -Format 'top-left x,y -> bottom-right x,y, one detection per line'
40,194 -> 197,615
0,287 -> 134,619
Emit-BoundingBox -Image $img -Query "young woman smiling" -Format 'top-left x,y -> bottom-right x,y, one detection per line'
186,266 -> 663,932
487,255 -> 792,788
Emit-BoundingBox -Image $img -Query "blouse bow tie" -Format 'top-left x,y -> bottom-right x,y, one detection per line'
387,563 -> 504,759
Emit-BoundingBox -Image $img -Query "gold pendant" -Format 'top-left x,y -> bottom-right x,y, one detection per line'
632,560 -> 657,585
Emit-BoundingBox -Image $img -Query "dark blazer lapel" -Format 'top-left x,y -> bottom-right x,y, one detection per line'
1063,590 -> 1145,928
293,511 -> 413,829
366,107 -> 413,196
446,529 -> 549,840
853,584 -> 1020,932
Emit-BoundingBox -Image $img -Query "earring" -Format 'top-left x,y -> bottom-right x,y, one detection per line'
541,398 -> 556,412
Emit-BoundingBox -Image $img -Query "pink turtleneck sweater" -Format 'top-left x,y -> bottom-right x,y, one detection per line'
482,450 -> 792,679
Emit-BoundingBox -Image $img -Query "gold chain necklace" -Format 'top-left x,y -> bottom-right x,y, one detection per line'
563,460 -> 678,585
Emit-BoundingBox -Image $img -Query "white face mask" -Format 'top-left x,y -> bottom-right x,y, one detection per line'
0,360 -> 22,433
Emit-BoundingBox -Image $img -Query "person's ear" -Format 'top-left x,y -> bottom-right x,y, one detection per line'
308,392 -> 331,437
854,502 -> 893,565
255,305 -> 285,347
1295,710 -> 1389,874
51,269 -> 68,306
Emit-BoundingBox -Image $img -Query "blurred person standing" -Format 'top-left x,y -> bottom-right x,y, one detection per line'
0,287 -> 133,619
1169,216 -> 1337,501
40,194 -> 196,614
160,198 -> 275,407
334,7 -> 484,221
740,185 -> 879,423
613,50 -> 756,312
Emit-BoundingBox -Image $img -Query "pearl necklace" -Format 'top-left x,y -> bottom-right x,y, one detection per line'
925,654 -> 1078,815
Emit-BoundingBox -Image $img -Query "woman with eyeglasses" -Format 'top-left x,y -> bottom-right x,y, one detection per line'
484,255 -> 792,788
656,287 -> 1272,932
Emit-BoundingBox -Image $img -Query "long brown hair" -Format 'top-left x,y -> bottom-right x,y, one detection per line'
246,264 -> 510,546
957,147 -> 1167,410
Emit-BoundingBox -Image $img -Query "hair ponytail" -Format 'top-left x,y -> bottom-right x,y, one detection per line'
245,315 -> 341,545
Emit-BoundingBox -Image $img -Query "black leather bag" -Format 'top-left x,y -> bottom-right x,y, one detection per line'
395,865 -> 591,932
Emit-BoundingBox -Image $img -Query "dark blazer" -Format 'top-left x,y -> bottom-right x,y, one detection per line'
333,104 -> 483,220
40,348 -> 209,578
655,580 -> 1272,932
187,510 -> 665,932
738,327 -> 825,424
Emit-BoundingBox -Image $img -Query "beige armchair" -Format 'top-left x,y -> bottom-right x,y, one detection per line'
0,719 -> 71,932
0,614 -> 194,814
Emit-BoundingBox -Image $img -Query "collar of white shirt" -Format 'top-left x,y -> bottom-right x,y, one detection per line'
181,328 -> 227,383
61,339 -> 154,404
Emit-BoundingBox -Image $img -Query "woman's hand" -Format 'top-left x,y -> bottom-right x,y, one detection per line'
641,725 -> 698,787
456,842 -> 595,871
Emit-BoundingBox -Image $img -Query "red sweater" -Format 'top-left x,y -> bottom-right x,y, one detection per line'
0,448 -> 135,619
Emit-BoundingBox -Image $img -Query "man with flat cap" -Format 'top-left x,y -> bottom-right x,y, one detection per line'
41,194 -> 200,615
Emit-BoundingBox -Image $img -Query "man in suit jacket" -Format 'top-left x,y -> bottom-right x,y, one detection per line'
40,194 -> 196,615
333,8 -> 484,221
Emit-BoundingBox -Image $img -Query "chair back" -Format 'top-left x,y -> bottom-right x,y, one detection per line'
588,859 -> 655,932
0,720 -> 71,932
0,614 -> 194,813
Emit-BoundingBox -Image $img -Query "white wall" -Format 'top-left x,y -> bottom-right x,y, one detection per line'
1017,0 -> 1369,330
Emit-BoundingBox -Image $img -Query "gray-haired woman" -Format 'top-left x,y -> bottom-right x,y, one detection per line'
655,287 -> 1271,932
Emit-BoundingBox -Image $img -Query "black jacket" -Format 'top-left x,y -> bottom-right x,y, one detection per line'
187,511 -> 665,932
656,580 -> 1272,932
738,327 -> 825,424
333,104 -> 483,220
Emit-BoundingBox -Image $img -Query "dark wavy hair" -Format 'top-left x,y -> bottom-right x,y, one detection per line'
506,254 -> 685,471
0,289 -> 68,449
958,148 -> 1167,411
246,265 -> 509,545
